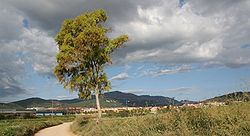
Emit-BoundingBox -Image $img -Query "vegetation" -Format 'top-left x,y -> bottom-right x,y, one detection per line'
0,113 -> 36,120
204,92 -> 250,103
54,9 -> 128,121
72,102 -> 250,136
0,103 -> 24,109
0,116 -> 74,136
104,109 -> 151,118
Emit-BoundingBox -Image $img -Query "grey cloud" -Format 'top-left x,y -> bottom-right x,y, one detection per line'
3,0 -> 250,68
3,0 -> 162,35
0,42 -> 26,99
0,4 -> 24,41
188,0 -> 247,16
0,76 -> 27,98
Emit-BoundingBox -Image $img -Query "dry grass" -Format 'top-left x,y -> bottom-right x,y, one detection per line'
72,102 -> 250,136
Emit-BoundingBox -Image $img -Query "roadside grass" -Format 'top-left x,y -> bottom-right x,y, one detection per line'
0,116 -> 75,136
72,102 -> 250,136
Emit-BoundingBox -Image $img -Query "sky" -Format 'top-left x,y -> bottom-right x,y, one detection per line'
1,0 -> 250,102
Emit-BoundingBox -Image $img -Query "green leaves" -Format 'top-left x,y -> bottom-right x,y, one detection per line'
105,35 -> 129,54
54,9 -> 128,99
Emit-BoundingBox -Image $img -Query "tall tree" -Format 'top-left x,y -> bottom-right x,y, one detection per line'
54,9 -> 128,122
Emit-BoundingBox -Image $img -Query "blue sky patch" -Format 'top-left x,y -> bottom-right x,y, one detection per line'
22,19 -> 29,28
241,44 -> 250,49
179,0 -> 186,8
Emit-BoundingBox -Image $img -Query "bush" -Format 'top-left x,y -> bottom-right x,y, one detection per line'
105,109 -> 151,118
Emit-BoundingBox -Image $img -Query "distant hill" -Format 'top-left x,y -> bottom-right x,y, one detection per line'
0,103 -> 24,109
104,91 -> 180,106
12,97 -> 56,108
6,91 -> 179,109
204,92 -> 250,102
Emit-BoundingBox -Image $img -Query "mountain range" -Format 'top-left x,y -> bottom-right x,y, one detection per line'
0,91 -> 249,109
0,91 -> 178,109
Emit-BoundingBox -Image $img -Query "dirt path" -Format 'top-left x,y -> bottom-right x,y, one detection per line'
35,122 -> 76,136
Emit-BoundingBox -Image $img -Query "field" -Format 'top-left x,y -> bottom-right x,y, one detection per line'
72,102 -> 250,136
0,116 -> 75,136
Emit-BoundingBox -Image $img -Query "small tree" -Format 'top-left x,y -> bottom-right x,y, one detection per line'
54,9 -> 128,122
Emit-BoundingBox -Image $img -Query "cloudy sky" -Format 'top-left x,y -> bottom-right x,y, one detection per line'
1,0 -> 250,102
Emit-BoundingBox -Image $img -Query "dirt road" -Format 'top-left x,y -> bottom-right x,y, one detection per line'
35,122 -> 76,136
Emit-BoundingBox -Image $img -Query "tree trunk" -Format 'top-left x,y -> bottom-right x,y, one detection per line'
95,90 -> 102,123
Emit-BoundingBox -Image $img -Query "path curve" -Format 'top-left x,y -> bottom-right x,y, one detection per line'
35,122 -> 76,136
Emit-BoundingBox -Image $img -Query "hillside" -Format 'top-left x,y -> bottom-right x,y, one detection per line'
104,91 -> 179,106
0,103 -> 24,109
12,97 -> 55,108
204,92 -> 250,102
6,91 -> 179,109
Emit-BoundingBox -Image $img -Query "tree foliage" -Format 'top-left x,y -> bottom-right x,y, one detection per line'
54,9 -> 128,99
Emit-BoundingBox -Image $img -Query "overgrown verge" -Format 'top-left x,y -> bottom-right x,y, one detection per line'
0,116 -> 75,136
72,102 -> 250,136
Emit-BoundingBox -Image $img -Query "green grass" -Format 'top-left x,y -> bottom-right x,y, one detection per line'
0,116 -> 75,136
72,102 -> 250,136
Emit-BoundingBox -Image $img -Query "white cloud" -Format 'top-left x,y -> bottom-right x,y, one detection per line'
125,49 -> 161,62
143,64 -> 191,77
117,87 -> 196,96
174,38 -> 223,59
110,73 -> 129,81
3,28 -> 58,76
164,86 -> 197,97
56,95 -> 76,99
19,28 -> 58,76
118,89 -> 146,94
113,0 -> 250,68
0,5 -> 24,41
165,87 -> 194,93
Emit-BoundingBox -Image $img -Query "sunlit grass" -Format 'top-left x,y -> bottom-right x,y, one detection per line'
72,102 -> 250,136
